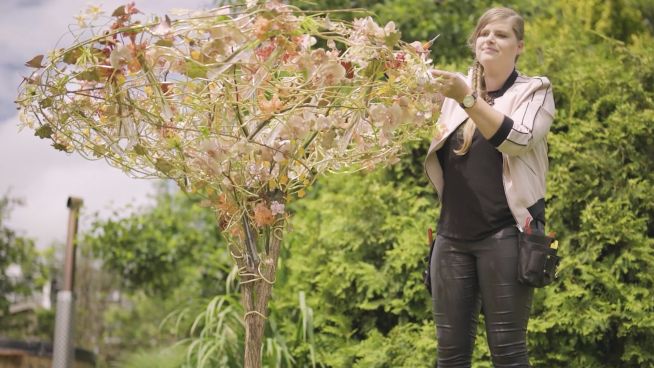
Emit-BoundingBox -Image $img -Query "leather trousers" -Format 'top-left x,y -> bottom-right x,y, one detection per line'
430,227 -> 533,368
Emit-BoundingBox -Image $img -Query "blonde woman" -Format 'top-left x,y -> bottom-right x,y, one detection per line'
425,7 -> 555,367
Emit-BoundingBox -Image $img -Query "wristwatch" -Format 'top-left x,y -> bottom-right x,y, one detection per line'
459,91 -> 478,109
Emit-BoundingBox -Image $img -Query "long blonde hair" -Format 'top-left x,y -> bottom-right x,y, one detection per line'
454,7 -> 524,155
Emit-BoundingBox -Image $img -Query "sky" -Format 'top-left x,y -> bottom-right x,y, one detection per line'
0,0 -> 213,249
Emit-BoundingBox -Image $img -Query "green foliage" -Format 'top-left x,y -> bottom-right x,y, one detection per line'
521,2 -> 654,366
371,0 -> 495,63
181,294 -> 246,368
266,1 -> 654,367
84,188 -> 228,296
291,0 -> 495,63
269,139 -> 439,367
100,288 -> 193,360
169,285 -> 327,368
79,188 -> 313,367
347,322 -> 435,368
0,195 -> 48,336
112,345 -> 187,368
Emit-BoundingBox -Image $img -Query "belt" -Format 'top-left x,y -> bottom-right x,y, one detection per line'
490,226 -> 519,239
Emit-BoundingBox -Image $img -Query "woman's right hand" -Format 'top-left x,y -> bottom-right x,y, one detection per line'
430,69 -> 473,104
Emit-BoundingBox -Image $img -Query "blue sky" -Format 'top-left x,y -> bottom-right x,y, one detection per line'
0,0 -> 212,248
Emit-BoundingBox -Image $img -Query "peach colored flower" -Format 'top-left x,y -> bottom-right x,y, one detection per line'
229,225 -> 244,240
253,16 -> 271,40
217,193 -> 238,218
368,104 -> 390,128
310,49 -> 328,65
259,95 -> 283,115
254,202 -> 274,226
410,41 -> 430,55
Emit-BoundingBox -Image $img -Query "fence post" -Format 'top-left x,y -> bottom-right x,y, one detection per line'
52,197 -> 83,368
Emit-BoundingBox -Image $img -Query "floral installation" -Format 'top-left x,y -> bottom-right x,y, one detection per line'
16,1 -> 441,365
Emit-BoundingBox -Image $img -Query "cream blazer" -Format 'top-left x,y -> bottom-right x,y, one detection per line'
424,73 -> 556,230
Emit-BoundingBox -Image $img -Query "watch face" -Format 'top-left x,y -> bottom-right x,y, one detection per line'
463,94 -> 475,108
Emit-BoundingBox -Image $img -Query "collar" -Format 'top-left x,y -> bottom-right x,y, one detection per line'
487,69 -> 518,99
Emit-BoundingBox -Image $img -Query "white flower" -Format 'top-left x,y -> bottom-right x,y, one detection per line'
318,61 -> 346,86
273,151 -> 285,162
109,46 -> 132,69
311,49 -> 328,65
368,104 -> 390,128
199,140 -> 226,161
416,69 -> 434,87
151,15 -> 172,36
388,103 -> 404,129
314,115 -> 332,130
284,114 -> 310,139
384,22 -> 396,35
300,35 -> 317,51
270,201 -> 285,215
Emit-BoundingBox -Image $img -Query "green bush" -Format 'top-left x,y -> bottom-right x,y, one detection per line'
270,0 -> 654,366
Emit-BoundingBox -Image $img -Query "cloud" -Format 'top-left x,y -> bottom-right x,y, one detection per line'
0,0 -> 213,120
0,0 -> 215,248
0,115 -> 163,249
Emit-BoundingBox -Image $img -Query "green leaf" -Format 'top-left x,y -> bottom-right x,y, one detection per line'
155,39 -> 174,47
76,69 -> 100,82
24,55 -> 44,68
92,144 -> 107,158
133,144 -> 147,156
52,143 -> 68,152
185,61 -> 208,78
384,31 -> 401,48
155,158 -> 174,174
34,124 -> 53,139
166,136 -> 181,149
39,97 -> 53,109
63,48 -> 83,65
363,59 -> 383,79
112,5 -> 126,17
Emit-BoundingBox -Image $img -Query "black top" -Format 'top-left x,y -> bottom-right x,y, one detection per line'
435,70 -> 519,240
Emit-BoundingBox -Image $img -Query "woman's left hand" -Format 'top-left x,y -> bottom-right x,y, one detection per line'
431,69 -> 473,104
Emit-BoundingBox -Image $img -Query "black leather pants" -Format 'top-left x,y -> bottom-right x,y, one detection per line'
430,227 -> 533,368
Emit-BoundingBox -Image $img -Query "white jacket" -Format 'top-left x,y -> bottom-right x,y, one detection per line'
424,73 -> 556,230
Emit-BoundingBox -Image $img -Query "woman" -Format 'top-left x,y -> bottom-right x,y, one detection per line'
425,7 -> 555,368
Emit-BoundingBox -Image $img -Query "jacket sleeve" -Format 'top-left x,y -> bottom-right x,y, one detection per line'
490,77 -> 555,156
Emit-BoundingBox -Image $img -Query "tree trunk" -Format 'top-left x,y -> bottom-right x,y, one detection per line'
244,310 -> 265,368
242,230 -> 283,368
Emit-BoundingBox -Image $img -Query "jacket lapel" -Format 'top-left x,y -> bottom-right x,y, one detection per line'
426,103 -> 469,157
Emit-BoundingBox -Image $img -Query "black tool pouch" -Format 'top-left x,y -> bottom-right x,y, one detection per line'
517,232 -> 560,287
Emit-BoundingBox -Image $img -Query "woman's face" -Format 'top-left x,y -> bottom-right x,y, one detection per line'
475,20 -> 523,69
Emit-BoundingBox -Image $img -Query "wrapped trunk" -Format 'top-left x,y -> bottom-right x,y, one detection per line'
238,220 -> 284,368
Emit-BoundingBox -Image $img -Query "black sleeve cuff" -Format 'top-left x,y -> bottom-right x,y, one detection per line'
488,115 -> 513,147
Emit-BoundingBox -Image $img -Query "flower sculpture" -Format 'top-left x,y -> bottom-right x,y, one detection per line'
16,1 -> 441,366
